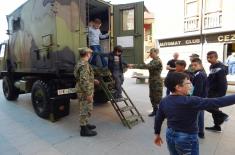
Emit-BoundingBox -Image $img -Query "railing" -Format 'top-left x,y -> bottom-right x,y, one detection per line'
184,16 -> 200,32
204,11 -> 222,29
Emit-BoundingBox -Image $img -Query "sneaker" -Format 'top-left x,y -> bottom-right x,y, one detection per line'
148,111 -> 156,117
218,115 -> 229,125
198,132 -> 205,139
205,126 -> 222,132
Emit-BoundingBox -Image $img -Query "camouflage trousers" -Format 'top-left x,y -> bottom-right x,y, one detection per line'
149,80 -> 163,109
78,93 -> 93,126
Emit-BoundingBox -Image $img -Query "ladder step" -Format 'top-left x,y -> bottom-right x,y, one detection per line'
103,81 -> 114,84
119,106 -> 134,112
125,115 -> 140,124
110,89 -> 116,94
114,97 -> 128,102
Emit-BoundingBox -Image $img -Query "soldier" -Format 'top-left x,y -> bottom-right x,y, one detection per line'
74,48 -> 98,137
130,48 -> 163,117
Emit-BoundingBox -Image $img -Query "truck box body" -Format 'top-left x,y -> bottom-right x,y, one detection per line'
6,0 -> 86,74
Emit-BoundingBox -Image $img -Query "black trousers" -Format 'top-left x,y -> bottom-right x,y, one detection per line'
206,108 -> 228,126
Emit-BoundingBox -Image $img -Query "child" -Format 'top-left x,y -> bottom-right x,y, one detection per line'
175,60 -> 194,81
88,18 -> 109,68
191,58 -> 208,138
107,45 -> 129,99
154,72 -> 235,155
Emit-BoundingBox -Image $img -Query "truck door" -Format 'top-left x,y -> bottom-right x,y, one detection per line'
113,2 -> 144,64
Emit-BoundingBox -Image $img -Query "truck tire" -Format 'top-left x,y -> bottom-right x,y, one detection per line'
93,89 -> 109,105
2,76 -> 19,100
31,80 -> 51,118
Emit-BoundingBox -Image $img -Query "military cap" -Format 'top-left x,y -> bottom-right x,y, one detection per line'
147,48 -> 159,54
189,53 -> 199,58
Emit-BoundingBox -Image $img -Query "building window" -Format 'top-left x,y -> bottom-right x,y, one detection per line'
204,0 -> 222,29
13,17 -> 21,32
205,0 -> 222,13
184,0 -> 200,32
122,9 -> 134,31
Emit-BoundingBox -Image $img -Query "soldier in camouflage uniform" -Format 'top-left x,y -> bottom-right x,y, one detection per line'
131,48 -> 163,117
74,48 -> 98,137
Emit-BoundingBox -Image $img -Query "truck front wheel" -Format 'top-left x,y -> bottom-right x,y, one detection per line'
31,80 -> 51,118
2,76 -> 19,100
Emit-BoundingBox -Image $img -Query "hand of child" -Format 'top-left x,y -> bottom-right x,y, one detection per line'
127,64 -> 134,68
154,134 -> 163,147
86,95 -> 93,102
94,79 -> 100,85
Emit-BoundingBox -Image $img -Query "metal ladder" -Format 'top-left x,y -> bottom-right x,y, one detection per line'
95,69 -> 144,129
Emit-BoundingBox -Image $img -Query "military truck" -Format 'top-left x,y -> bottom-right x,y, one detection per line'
0,0 -> 144,120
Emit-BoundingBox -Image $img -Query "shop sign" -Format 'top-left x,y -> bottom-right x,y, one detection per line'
159,36 -> 201,47
206,31 -> 235,43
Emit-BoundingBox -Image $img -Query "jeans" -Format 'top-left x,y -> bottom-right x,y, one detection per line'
166,128 -> 199,155
112,71 -> 124,98
198,111 -> 204,134
90,45 -> 107,67
228,63 -> 235,75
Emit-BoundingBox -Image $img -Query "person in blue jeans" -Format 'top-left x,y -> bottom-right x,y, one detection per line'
226,52 -> 235,75
88,18 -> 109,68
154,72 -> 235,155
191,58 -> 208,139
107,45 -> 129,98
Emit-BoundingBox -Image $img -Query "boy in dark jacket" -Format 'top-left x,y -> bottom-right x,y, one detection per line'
205,51 -> 229,132
191,58 -> 208,138
108,45 -> 129,98
154,72 -> 235,155
175,60 -> 194,82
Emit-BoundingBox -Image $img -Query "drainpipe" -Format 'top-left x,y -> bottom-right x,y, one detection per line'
200,0 -> 204,59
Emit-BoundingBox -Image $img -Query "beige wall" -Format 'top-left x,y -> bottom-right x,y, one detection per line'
155,0 -> 235,38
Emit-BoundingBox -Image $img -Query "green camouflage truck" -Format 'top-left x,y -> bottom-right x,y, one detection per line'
0,0 -> 144,120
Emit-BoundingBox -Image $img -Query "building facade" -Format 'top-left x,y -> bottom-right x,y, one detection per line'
155,0 -> 235,75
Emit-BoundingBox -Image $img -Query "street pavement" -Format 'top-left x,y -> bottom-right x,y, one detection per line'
0,77 -> 235,155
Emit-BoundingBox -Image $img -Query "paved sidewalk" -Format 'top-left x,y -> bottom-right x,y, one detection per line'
0,78 -> 235,155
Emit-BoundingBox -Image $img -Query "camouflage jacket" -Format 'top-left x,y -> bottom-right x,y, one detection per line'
133,57 -> 162,81
74,60 -> 94,96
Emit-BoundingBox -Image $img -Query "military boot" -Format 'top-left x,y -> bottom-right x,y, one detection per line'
148,107 -> 158,117
87,124 -> 96,130
80,126 -> 97,137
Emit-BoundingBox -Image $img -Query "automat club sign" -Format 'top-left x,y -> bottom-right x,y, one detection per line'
159,37 -> 201,47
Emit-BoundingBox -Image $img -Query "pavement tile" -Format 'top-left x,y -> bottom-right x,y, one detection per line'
0,78 -> 235,155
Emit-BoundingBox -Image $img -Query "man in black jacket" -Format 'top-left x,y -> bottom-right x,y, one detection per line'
205,51 -> 229,132
191,58 -> 208,138
108,45 -> 129,98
